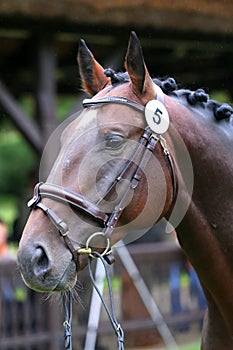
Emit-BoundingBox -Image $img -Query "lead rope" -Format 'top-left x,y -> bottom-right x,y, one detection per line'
88,252 -> 125,350
62,253 -> 124,350
62,291 -> 73,350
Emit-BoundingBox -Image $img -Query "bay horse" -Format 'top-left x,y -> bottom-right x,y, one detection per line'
17,32 -> 233,349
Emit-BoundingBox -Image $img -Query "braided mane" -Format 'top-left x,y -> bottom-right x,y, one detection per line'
104,68 -> 233,123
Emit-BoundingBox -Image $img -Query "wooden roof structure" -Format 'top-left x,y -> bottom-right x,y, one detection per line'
1,1 -> 233,33
0,0 -> 233,152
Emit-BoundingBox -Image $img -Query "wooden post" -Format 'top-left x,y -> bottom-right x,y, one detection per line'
35,32 -> 57,145
34,32 -> 58,180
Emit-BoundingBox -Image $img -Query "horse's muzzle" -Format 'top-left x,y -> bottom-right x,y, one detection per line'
17,241 -> 77,292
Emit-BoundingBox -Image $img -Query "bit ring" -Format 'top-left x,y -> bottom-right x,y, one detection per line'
84,232 -> 110,258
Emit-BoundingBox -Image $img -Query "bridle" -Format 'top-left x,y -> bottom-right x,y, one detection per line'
27,84 -> 176,270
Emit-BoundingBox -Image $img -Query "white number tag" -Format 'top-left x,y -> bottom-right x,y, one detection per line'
145,100 -> 169,134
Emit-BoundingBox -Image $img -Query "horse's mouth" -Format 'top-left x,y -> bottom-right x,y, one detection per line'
52,265 -> 78,292
50,254 -> 90,292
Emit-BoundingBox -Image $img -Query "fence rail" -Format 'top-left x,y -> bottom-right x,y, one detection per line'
0,242 -> 205,349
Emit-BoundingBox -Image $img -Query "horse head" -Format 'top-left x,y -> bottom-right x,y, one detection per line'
17,32 -> 184,292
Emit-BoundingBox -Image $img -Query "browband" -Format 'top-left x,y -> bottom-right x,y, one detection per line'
83,84 -> 164,110
83,96 -> 144,112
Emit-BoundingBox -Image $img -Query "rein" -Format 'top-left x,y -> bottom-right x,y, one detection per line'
27,84 -> 176,349
88,252 -> 124,350
62,252 -> 124,350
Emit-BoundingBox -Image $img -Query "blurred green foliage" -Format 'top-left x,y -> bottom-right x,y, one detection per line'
20,94 -> 77,121
181,342 -> 200,350
0,128 -> 35,195
210,90 -> 231,103
0,95 -> 77,229
0,195 -> 18,228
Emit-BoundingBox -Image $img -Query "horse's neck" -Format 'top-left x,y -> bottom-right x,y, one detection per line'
167,97 -> 233,342
167,95 -> 233,222
177,199 -> 233,348
170,96 -> 233,269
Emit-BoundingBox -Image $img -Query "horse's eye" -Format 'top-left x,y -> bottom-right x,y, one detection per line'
105,135 -> 124,149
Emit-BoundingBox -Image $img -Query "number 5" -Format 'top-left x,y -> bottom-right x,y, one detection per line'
153,108 -> 163,125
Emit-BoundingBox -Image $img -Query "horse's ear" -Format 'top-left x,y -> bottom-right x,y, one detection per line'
125,32 -> 154,97
77,39 -> 110,96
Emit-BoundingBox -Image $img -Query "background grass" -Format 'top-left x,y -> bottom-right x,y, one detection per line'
180,342 -> 200,350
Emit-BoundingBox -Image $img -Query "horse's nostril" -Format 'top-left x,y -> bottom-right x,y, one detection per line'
33,246 -> 51,277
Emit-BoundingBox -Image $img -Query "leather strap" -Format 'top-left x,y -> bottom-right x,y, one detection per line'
83,83 -> 164,110
29,182 -> 109,225
32,200 -> 80,270
83,96 -> 144,112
